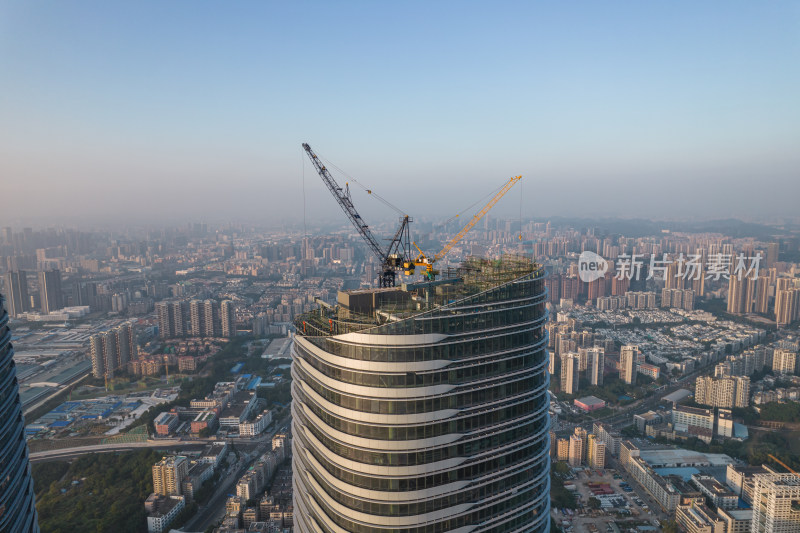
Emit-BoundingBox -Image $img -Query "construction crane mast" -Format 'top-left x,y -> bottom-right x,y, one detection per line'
408,175 -> 522,280
302,143 -> 411,288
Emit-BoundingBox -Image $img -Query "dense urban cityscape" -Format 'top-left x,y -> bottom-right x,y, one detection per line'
1,214 -> 799,532
3,3 -> 799,533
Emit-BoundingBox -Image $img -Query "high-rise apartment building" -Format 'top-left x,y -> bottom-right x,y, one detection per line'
774,278 -> 800,326
37,269 -> 63,314
695,376 -> 746,408
189,299 -> 224,337
574,427 -> 588,461
0,293 -> 41,532
116,322 -> 134,370
557,438 -> 570,461
90,334 -> 105,378
152,456 -> 188,497
620,345 -> 639,385
221,299 -> 236,338
754,275 -> 771,315
3,271 -> 30,317
203,299 -> 217,337
189,300 -> 204,337
90,323 -> 136,378
156,300 -> 185,338
587,434 -> 606,469
568,434 -> 583,467
291,258 -> 551,532
751,473 -> 800,533
772,349 -> 797,375
587,347 -> 604,386
560,352 -> 580,395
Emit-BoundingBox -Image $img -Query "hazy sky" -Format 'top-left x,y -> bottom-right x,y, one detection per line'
1,2 -> 798,227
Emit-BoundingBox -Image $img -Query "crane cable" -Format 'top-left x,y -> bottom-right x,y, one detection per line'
301,146 -> 308,237
317,154 -> 407,216
440,182 -> 507,227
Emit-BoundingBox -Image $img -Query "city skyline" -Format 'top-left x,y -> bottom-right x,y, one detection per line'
2,2 -> 799,225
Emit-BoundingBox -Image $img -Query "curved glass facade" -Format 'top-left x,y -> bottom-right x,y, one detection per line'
292,262 -> 550,533
0,294 -> 40,533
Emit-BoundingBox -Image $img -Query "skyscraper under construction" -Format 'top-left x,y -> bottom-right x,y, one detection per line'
291,257 -> 551,532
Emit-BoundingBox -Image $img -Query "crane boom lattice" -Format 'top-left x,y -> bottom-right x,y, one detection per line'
302,143 -> 411,287
434,175 -> 522,263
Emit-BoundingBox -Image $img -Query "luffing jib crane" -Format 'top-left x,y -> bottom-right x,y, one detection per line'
406,175 -> 522,280
302,143 -> 411,288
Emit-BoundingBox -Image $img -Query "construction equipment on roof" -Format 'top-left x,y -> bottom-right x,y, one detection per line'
302,143 -> 411,288
303,142 -> 521,284
406,175 -> 522,280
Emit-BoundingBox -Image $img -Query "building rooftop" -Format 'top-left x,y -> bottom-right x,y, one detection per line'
674,404 -> 713,417
638,448 -> 735,468
576,395 -> 605,405
296,256 -> 541,338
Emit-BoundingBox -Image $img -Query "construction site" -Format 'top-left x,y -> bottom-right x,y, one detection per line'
290,144 -> 551,533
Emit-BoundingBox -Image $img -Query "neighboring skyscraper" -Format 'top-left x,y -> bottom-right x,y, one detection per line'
221,300 -> 236,338
751,473 -> 800,533
291,259 -> 551,532
620,345 -> 639,385
37,269 -> 63,314
3,271 -> 30,317
0,293 -> 41,532
152,456 -> 188,497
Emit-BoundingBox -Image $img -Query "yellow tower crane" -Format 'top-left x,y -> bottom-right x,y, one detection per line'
406,175 -> 522,280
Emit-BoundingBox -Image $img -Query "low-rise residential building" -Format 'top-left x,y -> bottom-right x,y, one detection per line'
181,461 -> 214,502
637,362 -> 661,380
675,498 -> 725,533
717,508 -> 752,533
633,411 -> 662,434
200,441 -> 229,469
145,494 -> 185,533
691,474 -> 738,510
219,391 -> 257,430
672,405 -> 714,443
239,409 -> 272,437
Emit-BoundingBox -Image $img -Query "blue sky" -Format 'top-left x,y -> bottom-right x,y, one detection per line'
1,2 -> 798,226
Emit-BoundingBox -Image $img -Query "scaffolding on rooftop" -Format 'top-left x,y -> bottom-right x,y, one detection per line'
295,255 -> 541,338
